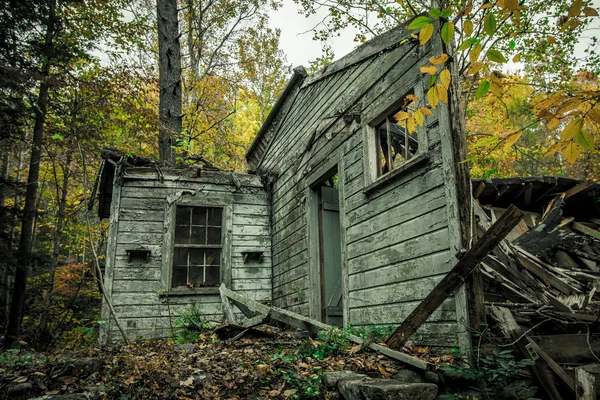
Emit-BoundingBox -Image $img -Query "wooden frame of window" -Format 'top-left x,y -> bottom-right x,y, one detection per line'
363,83 -> 429,192
161,195 -> 233,294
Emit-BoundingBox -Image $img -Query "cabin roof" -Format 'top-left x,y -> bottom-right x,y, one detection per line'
245,15 -> 421,168
473,176 -> 599,219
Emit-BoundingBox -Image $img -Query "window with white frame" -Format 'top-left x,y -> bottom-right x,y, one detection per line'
171,206 -> 222,288
374,97 -> 419,178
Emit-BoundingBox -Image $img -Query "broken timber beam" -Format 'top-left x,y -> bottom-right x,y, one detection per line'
490,306 -> 563,400
385,204 -> 524,350
219,284 -> 433,371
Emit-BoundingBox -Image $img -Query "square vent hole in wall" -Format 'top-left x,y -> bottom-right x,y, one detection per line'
126,247 -> 151,263
241,250 -> 264,264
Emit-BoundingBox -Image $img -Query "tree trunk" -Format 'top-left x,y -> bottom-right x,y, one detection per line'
5,0 -> 56,346
38,148 -> 72,341
157,0 -> 182,167
4,149 -> 24,326
0,143 -> 10,327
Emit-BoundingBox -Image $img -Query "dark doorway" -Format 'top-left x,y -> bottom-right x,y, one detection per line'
316,173 -> 342,326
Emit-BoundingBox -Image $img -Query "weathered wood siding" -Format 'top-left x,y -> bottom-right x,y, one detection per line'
100,170 -> 271,343
250,24 -> 464,347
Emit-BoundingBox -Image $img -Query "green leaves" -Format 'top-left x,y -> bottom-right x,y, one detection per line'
441,22 -> 455,46
51,134 -> 64,140
476,81 -> 490,99
458,38 -> 478,51
484,13 -> 497,36
576,130 -> 594,151
561,118 -> 584,141
487,49 -> 507,63
408,16 -> 431,30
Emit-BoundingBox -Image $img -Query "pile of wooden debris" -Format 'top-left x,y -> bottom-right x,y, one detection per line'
473,178 -> 600,399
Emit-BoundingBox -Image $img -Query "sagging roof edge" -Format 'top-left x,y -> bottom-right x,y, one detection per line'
245,14 -> 424,165
245,66 -> 308,162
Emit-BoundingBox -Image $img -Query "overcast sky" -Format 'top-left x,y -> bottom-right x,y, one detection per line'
269,1 -> 600,75
268,2 -> 360,69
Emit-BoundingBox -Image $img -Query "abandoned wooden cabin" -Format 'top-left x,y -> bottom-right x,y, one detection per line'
98,18 -> 471,349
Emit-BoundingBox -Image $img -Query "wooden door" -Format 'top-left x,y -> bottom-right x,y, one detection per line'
319,186 -> 343,326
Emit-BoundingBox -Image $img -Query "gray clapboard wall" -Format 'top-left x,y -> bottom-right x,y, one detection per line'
100,169 -> 271,343
247,20 -> 465,347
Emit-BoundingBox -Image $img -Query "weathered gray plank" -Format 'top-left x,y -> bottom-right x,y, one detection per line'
232,214 -> 270,226
116,232 -> 163,246
347,185 -> 446,243
232,278 -> 271,291
119,209 -> 164,222
349,298 -> 456,325
347,206 -> 447,259
231,267 -> 271,280
113,267 -> 162,281
349,274 -> 446,308
348,227 -> 450,275
118,220 -> 165,234
349,250 -> 453,291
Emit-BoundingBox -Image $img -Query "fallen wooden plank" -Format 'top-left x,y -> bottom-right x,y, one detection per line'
513,249 -> 581,296
576,366 -> 598,400
220,284 -> 237,324
219,285 -> 432,370
530,334 -> 600,364
385,205 -> 524,350
489,306 -> 563,400
572,222 -> 600,239
525,337 -> 575,391
240,313 -> 269,327
564,181 -> 593,199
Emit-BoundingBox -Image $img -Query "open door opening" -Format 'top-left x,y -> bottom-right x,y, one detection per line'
314,172 -> 343,327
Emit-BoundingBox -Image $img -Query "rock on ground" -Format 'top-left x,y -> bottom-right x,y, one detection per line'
336,375 -> 438,400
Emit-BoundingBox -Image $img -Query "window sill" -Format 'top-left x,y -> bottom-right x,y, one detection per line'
159,287 -> 220,297
363,152 -> 429,195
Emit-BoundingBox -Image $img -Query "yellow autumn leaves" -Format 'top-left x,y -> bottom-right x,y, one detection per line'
394,106 -> 434,135
538,94 -> 597,164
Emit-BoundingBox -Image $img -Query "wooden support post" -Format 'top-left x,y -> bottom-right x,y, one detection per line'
385,205 -> 524,350
490,306 -> 564,400
467,266 -> 487,334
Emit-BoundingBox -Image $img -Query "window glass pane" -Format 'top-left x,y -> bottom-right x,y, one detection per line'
188,248 -> 205,265
191,207 -> 207,225
207,227 -> 221,245
176,206 -> 192,225
189,266 -> 204,286
190,227 -> 206,245
172,267 -> 188,287
173,248 -> 188,266
205,266 -> 220,285
174,225 -> 190,244
373,94 -> 419,178
205,249 -> 220,266
207,208 -> 222,226
377,128 -> 389,175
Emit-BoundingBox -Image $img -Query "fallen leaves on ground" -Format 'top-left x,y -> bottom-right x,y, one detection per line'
0,330 -> 446,399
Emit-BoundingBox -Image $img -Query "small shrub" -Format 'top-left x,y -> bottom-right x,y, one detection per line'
0,349 -> 48,368
296,327 -> 350,360
350,324 -> 395,344
171,304 -> 212,343
440,346 -> 537,399
280,367 -> 327,399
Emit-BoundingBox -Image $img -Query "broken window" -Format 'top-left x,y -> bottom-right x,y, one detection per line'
172,206 -> 222,288
374,97 -> 418,177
